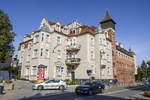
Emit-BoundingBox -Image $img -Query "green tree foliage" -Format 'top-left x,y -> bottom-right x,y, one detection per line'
0,9 -> 15,63
147,60 -> 150,71
135,67 -> 146,81
1,66 -> 18,77
141,60 -> 147,72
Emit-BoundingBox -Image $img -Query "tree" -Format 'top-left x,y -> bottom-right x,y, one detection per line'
0,9 -> 15,63
141,60 -> 147,72
135,67 -> 146,81
147,60 -> 150,71
1,66 -> 18,78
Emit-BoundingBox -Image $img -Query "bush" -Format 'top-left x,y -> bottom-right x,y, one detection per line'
64,79 -> 79,85
144,90 -> 150,97
0,80 -> 2,83
18,78 -> 29,81
5,80 -> 12,83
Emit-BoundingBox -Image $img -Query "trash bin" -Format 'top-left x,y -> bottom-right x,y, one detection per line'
0,86 -> 4,94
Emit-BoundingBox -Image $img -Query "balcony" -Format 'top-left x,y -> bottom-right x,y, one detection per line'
65,58 -> 81,65
66,44 -> 81,51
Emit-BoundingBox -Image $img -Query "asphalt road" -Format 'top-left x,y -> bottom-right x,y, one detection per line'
17,85 -> 150,100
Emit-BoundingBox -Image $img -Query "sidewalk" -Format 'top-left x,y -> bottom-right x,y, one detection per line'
0,90 -> 16,100
127,92 -> 150,100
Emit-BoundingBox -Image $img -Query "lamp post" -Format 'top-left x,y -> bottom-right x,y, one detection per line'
100,50 -> 105,80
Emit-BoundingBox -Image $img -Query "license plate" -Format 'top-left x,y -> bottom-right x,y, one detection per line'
99,87 -> 101,88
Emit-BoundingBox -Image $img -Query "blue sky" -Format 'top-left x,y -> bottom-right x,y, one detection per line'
0,0 -> 150,65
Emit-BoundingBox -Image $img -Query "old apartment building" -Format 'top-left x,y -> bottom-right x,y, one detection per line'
17,11 -> 136,83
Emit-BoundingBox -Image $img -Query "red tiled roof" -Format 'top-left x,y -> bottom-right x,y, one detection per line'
54,30 -> 68,37
54,25 -> 96,37
48,21 -> 56,26
18,39 -> 33,51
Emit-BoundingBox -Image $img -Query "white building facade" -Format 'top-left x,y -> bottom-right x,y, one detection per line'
17,18 -> 113,81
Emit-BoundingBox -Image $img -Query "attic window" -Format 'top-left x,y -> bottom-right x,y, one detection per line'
76,28 -> 80,34
73,30 -> 75,33
56,24 -> 59,31
64,28 -> 67,33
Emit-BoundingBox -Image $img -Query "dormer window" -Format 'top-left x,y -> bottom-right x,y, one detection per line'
76,28 -> 80,34
56,24 -> 59,31
64,28 -> 67,34
73,30 -> 75,33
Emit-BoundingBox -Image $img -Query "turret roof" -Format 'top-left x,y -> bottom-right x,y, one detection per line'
100,10 -> 116,24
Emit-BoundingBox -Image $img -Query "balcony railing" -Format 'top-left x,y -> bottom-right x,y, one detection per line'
66,44 -> 81,51
65,58 -> 81,65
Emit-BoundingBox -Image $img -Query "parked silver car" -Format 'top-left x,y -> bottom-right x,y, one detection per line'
32,80 -> 67,90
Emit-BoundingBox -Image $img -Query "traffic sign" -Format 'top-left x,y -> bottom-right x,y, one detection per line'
60,67 -> 64,73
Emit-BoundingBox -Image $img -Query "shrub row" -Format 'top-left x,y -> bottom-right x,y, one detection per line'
144,90 -> 150,97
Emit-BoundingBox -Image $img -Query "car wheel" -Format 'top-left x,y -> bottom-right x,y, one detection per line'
100,88 -> 104,93
59,85 -> 65,90
88,90 -> 93,96
38,86 -> 43,90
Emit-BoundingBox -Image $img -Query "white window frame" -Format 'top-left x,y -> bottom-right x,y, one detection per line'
91,38 -> 94,46
57,50 -> 61,59
35,35 -> 39,43
46,34 -> 49,43
40,48 -> 43,56
45,49 -> 49,58
91,51 -> 94,60
27,55 -> 30,62
34,49 -> 38,57
32,66 -> 37,76
28,42 -> 32,49
56,36 -> 61,44
41,33 -> 44,42
56,24 -> 59,31
99,38 -> 102,45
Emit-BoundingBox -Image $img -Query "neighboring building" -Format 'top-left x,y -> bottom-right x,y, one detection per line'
17,11 -> 136,83
100,11 -> 136,83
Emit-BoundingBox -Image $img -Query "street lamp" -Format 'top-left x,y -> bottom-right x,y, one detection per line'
100,49 -> 105,80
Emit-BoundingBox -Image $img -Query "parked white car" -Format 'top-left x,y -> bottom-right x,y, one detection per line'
32,80 -> 67,90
